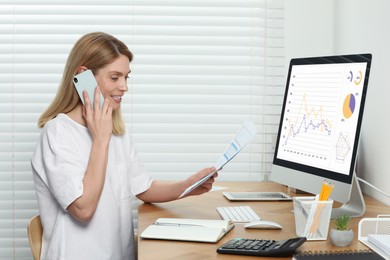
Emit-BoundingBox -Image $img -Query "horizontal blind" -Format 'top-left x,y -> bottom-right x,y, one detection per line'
0,1 -> 285,259
124,0 -> 285,181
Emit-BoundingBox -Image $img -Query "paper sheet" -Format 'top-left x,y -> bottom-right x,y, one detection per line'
368,234 -> 390,255
178,121 -> 257,199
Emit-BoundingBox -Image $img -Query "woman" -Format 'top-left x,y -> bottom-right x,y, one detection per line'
31,32 -> 217,260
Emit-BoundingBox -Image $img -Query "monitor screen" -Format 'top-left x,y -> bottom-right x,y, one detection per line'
271,54 -> 372,217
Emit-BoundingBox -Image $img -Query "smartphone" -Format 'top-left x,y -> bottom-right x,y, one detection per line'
73,69 -> 104,109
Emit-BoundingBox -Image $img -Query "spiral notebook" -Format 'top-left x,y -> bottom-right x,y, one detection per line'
293,250 -> 385,260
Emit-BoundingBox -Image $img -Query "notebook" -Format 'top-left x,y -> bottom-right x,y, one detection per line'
140,218 -> 234,243
293,250 -> 385,260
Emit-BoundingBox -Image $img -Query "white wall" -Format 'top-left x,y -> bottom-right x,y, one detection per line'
285,0 -> 334,61
285,0 -> 390,206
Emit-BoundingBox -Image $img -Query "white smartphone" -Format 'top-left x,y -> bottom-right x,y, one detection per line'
73,69 -> 104,109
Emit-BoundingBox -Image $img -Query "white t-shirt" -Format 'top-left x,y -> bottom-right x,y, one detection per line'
31,113 -> 153,260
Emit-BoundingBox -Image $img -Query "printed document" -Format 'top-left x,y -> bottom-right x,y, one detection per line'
178,121 -> 257,199
368,234 -> 390,257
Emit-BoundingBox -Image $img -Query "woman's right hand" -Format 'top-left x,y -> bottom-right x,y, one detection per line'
68,86 -> 113,223
82,86 -> 113,143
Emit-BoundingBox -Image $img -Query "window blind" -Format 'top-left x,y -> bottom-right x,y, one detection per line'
0,1 -> 285,258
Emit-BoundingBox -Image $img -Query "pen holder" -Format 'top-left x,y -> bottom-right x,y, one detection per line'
293,196 -> 333,241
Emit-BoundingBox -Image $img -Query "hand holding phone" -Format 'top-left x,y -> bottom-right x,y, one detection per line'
73,70 -> 104,109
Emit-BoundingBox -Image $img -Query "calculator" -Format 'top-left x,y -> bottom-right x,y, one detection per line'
217,237 -> 306,257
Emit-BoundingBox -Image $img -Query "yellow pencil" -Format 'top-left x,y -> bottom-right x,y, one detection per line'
319,181 -> 327,200
319,180 -> 334,201
308,181 -> 334,238
324,183 -> 334,201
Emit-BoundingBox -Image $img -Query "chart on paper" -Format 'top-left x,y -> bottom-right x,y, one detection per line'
214,121 -> 258,170
178,121 -> 257,199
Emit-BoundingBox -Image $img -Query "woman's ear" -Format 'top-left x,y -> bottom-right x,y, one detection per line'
76,66 -> 88,74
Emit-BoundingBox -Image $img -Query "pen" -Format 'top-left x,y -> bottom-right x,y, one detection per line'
154,222 -> 205,227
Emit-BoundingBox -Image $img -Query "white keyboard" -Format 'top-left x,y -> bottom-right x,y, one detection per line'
216,206 -> 261,223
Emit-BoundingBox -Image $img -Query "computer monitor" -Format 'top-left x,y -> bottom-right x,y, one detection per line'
270,53 -> 372,218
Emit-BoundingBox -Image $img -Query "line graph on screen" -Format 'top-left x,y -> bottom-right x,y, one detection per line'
279,71 -> 341,162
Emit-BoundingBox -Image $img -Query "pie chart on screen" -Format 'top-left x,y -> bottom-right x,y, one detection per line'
343,94 -> 356,118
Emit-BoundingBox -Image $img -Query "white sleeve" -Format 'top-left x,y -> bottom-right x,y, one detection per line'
33,122 -> 85,211
124,131 -> 153,195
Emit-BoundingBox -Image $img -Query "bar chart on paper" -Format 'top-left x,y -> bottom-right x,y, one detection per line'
178,121 -> 257,199
214,121 -> 258,170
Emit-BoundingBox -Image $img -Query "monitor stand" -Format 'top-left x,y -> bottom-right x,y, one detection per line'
331,173 -> 366,219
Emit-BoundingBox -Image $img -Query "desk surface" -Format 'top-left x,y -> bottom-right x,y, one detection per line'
138,181 -> 390,260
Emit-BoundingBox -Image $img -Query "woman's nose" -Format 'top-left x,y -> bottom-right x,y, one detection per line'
119,79 -> 129,92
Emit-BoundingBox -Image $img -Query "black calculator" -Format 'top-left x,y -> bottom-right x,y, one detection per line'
217,237 -> 306,257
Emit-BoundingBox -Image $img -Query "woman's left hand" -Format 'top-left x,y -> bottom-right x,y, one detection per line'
184,167 -> 218,197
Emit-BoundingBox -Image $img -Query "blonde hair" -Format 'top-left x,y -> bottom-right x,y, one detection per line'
38,32 -> 133,135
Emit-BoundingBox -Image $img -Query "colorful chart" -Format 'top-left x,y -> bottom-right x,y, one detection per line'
343,94 -> 356,118
336,132 -> 351,161
354,70 -> 363,85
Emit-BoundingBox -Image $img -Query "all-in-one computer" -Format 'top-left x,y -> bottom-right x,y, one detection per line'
271,53 -> 372,218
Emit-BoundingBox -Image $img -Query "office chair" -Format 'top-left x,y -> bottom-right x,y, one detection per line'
27,215 -> 42,260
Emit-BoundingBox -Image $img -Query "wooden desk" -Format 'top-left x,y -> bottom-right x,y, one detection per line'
138,181 -> 390,259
